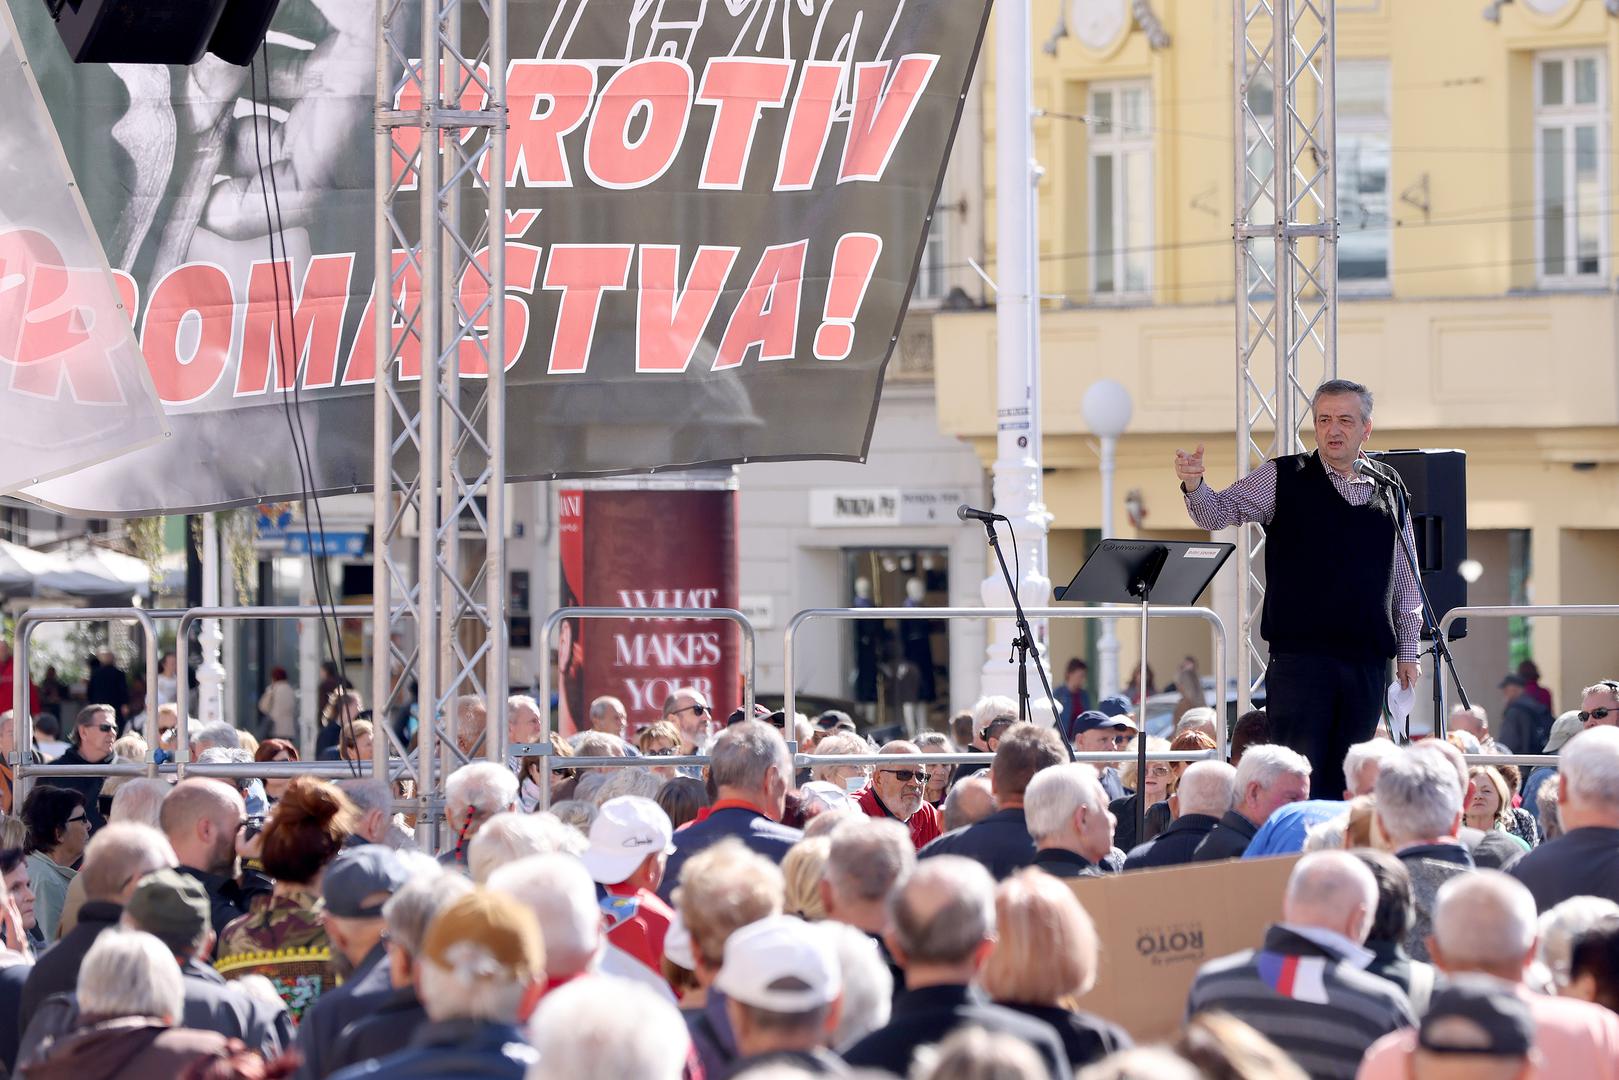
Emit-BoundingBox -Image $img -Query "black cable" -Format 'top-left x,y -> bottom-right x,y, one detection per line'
248,49 -> 359,777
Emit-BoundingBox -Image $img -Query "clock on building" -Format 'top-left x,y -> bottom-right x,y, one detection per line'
1070,0 -> 1130,52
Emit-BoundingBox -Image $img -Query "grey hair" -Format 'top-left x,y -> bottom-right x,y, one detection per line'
489,854 -> 601,978
1579,681 -> 1619,702
78,929 -> 184,1022
970,695 -> 1018,732
825,817 -> 915,904
384,871 -> 473,959
1023,763 -> 1108,841
456,696 -> 488,746
1176,761 -> 1238,819
1538,896 -> 1619,989
443,761 -> 519,818
1341,739 -> 1402,797
888,856 -> 995,966
817,921 -> 892,1046
1311,378 -> 1373,421
709,721 -> 791,793
588,768 -> 663,807
549,799 -> 597,832
527,976 -> 690,1080
570,731 -> 629,758
1375,749 -> 1463,844
912,1023 -> 1050,1080
811,732 -> 869,782
1433,870 -> 1539,967
589,696 -> 626,722
1234,743 -> 1311,799
468,811 -> 587,885
108,778 -> 171,829
507,694 -> 541,716
1561,726 -> 1619,808
190,722 -> 241,753
1174,707 -> 1218,735
915,732 -> 954,754
336,778 -> 395,817
196,746 -> 251,766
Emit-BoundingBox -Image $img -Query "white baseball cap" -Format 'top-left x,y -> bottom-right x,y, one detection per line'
713,915 -> 841,1012
582,796 -> 675,885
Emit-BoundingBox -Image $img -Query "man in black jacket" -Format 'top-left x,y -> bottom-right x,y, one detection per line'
38,705 -> 119,830
1178,379 -> 1421,798
160,778 -> 253,937
921,724 -> 1066,880
1192,745 -> 1310,863
842,857 -> 1070,1079
294,845 -> 412,1079
18,822 -> 174,1035
1125,760 -> 1236,871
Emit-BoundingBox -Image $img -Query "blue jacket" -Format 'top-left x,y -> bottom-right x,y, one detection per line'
327,1020 -> 535,1080
919,808 -> 1035,880
1243,800 -> 1349,858
658,805 -> 801,903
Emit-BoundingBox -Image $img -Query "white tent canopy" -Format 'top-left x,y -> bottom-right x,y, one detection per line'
0,541 -> 151,598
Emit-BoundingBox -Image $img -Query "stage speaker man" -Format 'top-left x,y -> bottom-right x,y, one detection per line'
1175,379 -> 1419,798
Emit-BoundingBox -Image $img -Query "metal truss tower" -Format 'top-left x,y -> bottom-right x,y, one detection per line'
372,0 -> 508,836
1232,0 -> 1338,712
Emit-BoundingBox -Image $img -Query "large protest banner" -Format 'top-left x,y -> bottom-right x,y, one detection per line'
0,3 -> 167,496
6,0 -> 991,516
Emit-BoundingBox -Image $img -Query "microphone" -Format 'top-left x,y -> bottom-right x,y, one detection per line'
957,504 -> 1006,523
1352,458 -> 1406,490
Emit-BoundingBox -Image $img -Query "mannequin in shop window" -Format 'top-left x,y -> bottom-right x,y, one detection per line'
900,577 -> 939,731
852,577 -> 880,705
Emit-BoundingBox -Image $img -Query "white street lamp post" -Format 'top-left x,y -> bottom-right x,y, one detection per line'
980,0 -> 1054,725
1083,379 -> 1133,700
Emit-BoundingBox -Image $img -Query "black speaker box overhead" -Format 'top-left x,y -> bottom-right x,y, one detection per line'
1367,449 -> 1468,641
44,0 -> 281,67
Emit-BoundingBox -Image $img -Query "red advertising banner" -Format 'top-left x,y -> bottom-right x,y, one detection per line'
557,482 -> 739,735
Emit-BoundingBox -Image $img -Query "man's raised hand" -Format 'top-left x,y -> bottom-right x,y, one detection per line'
1175,444 -> 1206,490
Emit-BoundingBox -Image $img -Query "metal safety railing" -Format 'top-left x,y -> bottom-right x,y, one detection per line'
1438,603 -> 1619,744
534,606 -> 756,809
784,605 -> 1229,755
175,606 -> 387,782
14,607 -> 165,806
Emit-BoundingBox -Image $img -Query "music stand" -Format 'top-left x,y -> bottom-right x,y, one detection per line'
1055,539 -> 1234,846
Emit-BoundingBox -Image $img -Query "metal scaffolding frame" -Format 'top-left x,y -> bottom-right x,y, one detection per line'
372,0 -> 509,837
1233,0 -> 1338,712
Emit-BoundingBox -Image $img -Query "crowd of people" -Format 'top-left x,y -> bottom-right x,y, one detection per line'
0,668 -> 1609,1079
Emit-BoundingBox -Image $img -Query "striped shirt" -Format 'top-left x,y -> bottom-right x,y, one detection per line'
1183,456 -> 1422,662
1186,925 -> 1415,1080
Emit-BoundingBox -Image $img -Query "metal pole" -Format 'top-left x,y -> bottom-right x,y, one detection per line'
197,513 -> 225,725
1096,433 -> 1119,699
984,0 -> 1052,720
416,0 -> 443,841
485,0 -> 509,765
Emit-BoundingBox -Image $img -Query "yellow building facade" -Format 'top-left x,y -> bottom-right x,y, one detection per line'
934,0 -> 1619,713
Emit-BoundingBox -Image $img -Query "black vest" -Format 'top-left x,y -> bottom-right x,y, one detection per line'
1261,452 -> 1399,661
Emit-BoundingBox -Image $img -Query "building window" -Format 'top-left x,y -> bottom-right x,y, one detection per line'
913,202 -> 949,303
0,506 -> 26,545
1536,52 -> 1607,285
1089,81 -> 1153,300
1338,60 -> 1391,289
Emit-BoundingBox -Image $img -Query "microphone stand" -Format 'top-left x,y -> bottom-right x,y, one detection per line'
978,516 -> 1072,761
1377,466 -> 1472,739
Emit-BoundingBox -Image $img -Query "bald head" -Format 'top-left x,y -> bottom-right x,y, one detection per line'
941,774 -> 995,832
888,856 -> 995,972
1282,851 -> 1377,944
1430,871 -> 1539,980
159,779 -> 244,876
1175,761 -> 1237,819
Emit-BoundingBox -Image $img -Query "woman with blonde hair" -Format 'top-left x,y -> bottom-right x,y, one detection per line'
981,869 -> 1131,1068
781,835 -> 831,920
1465,765 -> 1528,853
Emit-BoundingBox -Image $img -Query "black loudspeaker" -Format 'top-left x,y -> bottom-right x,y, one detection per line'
1368,449 -> 1467,641
44,0 -> 281,66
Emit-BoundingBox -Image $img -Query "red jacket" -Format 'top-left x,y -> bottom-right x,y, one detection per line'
856,784 -> 942,850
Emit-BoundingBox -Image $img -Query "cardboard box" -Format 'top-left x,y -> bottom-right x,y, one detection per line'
1068,855 -> 1301,1041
